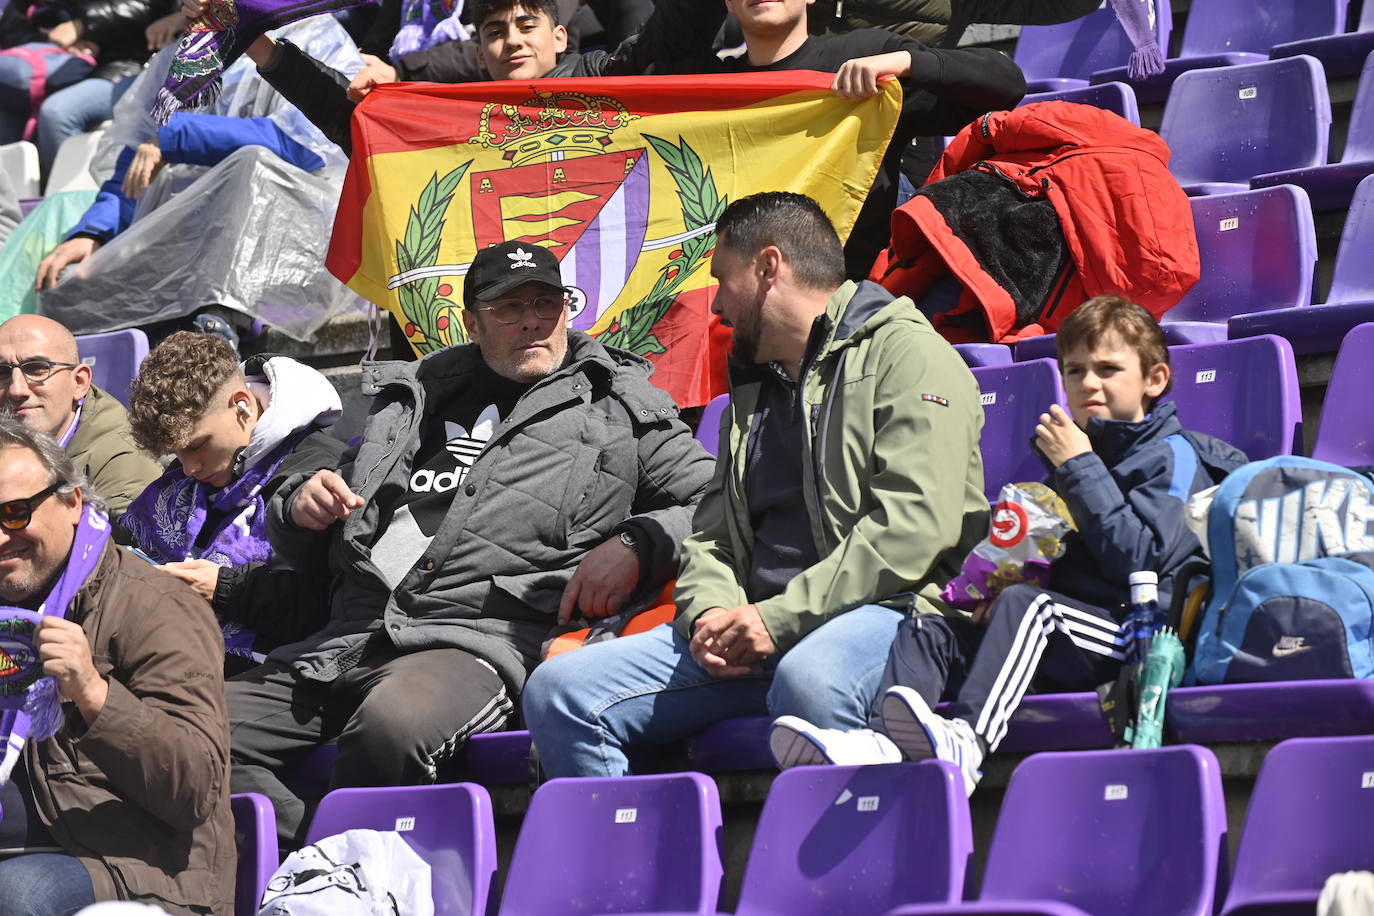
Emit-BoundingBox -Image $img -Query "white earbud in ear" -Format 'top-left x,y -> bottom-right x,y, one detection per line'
236,400 -> 252,419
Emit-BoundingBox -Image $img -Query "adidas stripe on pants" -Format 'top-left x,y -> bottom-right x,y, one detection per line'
874,583 -> 1126,752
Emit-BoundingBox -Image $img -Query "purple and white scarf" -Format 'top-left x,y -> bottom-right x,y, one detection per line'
0,505 -> 112,811
117,430 -> 308,660
1109,0 -> 1165,81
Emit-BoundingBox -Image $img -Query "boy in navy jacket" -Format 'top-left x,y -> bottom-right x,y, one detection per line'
770,296 -> 1247,793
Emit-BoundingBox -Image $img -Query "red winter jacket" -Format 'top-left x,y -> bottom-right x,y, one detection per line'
870,101 -> 1199,343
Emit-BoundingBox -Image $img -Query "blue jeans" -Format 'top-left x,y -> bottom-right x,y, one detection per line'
0,44 -> 94,146
36,73 -> 134,176
523,606 -> 904,777
0,853 -> 95,916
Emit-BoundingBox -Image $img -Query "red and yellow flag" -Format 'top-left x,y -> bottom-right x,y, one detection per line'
327,72 -> 900,407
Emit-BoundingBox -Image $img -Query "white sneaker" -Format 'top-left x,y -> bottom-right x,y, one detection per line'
880,686 -> 984,796
768,716 -> 903,769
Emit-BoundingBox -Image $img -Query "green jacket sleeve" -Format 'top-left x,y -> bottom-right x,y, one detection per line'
754,327 -> 983,653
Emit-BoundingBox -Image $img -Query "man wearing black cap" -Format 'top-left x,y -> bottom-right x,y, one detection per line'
224,240 -> 714,844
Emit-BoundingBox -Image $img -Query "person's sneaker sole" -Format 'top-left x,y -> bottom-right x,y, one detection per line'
768,717 -> 834,769
881,689 -> 938,762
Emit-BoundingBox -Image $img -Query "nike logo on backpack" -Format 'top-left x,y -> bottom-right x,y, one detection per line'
1272,636 -> 1313,658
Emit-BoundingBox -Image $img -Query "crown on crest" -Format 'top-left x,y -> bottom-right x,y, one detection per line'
466,89 -> 640,167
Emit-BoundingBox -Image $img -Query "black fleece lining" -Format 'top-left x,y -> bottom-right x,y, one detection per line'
915,168 -> 1070,328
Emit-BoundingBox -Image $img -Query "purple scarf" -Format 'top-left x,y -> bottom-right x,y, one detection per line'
153,0 -> 372,124
0,505 -> 112,818
1109,0 -> 1165,81
391,0 -> 468,61
117,430 -> 307,660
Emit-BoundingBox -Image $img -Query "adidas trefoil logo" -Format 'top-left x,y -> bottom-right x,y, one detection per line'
1272,635 -> 1313,658
509,247 -> 535,269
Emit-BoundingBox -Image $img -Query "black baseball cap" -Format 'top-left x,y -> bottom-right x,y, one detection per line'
463,240 -> 565,308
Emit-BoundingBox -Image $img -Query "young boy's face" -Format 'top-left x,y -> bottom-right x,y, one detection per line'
1060,333 -> 1170,428
723,0 -> 811,40
477,4 -> 567,81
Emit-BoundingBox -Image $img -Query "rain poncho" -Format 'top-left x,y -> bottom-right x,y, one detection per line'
36,14 -> 364,341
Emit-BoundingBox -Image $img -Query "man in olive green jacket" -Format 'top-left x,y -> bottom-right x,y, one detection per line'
523,192 -> 988,777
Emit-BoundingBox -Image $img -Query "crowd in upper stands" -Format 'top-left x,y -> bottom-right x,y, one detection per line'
2,0 -> 1373,912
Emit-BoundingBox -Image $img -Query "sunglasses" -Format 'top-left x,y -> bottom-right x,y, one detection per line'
0,359 -> 80,383
0,483 -> 61,531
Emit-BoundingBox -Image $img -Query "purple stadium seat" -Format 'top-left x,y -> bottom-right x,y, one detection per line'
1220,736 -> 1374,915
1091,0 -> 1347,104
75,328 -> 149,407
1253,50 -> 1374,210
970,359 -> 1066,501
1162,336 -> 1302,460
953,343 -> 1012,368
1229,174 -> 1374,353
887,746 -> 1229,916
18,197 -> 40,217
1272,0 -> 1374,79
732,762 -> 972,916
465,729 -> 532,784
231,793 -> 278,916
1013,3 -> 1170,94
1163,186 -> 1317,345
305,782 -> 498,916
1167,680 -> 1374,744
1020,82 -> 1140,126
1310,322 -> 1374,464
499,773 -> 723,915
694,392 -> 728,457
1161,56 -> 1330,197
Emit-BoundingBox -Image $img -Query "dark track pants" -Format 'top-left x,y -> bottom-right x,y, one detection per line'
227,646 -> 513,846
876,584 -> 1127,752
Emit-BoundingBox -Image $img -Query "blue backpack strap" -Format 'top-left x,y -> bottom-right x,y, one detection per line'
1163,434 -> 1199,503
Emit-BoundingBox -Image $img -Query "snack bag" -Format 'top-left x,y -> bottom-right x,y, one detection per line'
940,481 -> 1077,611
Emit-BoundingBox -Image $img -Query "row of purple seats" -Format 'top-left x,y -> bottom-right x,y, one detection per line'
76,328 -> 149,407
1273,0 -> 1374,79
1091,0 -> 1348,104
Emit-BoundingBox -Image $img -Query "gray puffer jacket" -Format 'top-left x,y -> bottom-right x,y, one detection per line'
265,331 -> 714,692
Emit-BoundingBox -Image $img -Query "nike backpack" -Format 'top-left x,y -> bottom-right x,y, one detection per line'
1189,456 -> 1374,684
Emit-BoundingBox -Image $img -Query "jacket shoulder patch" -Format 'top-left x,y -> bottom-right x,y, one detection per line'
921,393 -> 949,407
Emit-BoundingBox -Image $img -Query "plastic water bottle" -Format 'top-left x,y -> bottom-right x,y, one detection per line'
1126,571 -> 1165,664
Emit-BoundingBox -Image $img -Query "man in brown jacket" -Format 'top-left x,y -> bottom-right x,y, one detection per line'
0,416 -> 234,915
0,315 -> 162,518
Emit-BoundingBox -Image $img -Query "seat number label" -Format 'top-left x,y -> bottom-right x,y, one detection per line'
1239,86 -> 1258,100
1362,771 -> 1374,789
1220,218 -> 1239,231
615,808 -> 638,823
857,796 -> 880,812
1104,784 -> 1129,801
981,392 -> 997,406
395,817 -> 415,831
1195,369 -> 1217,383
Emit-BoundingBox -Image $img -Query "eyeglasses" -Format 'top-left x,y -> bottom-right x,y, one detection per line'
471,290 -> 570,325
0,483 -> 60,531
0,360 -> 80,383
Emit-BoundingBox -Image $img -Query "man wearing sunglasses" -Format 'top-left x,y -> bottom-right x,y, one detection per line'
227,240 -> 714,845
0,316 -> 161,519
0,417 -> 233,914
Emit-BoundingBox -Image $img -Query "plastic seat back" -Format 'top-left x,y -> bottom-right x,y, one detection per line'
46,127 -> 106,194
231,793 -> 278,916
305,782 -> 497,916
1162,56 -> 1330,188
1021,82 -> 1141,125
75,328 -> 149,407
499,773 -> 724,915
971,359 -> 1066,501
1222,735 -> 1374,914
0,141 -> 39,198
1178,0 -> 1345,57
1168,187 -> 1316,323
734,761 -> 972,916
1312,322 -> 1374,464
981,746 -> 1228,916
1328,174 -> 1374,305
1163,335 -> 1302,460
694,392 -> 729,457
1015,4 -> 1170,85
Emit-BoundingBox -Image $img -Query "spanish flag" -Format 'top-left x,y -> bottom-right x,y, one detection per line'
327,72 -> 901,407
